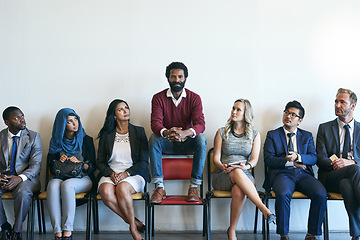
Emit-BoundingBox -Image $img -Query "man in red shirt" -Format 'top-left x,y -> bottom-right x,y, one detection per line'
149,62 -> 207,203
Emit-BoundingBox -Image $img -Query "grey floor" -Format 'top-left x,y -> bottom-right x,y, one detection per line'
31,231 -> 351,240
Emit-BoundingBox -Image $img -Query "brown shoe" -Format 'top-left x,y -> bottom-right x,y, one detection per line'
280,235 -> 290,240
187,187 -> 200,202
150,187 -> 166,203
305,235 -> 318,240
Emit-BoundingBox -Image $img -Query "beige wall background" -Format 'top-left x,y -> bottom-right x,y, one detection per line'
1,0 -> 360,233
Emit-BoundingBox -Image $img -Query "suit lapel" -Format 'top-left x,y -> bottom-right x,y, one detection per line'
17,129 -> 29,160
296,129 -> 303,154
279,128 -> 287,152
353,120 -> 360,159
107,131 -> 116,157
331,119 -> 340,155
0,130 -> 9,165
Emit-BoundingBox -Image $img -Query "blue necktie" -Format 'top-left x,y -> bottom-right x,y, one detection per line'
287,132 -> 295,153
342,124 -> 351,159
10,136 -> 19,175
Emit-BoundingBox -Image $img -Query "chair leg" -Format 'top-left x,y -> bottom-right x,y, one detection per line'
36,199 -> 42,235
266,197 -> 270,240
323,205 -> 329,240
40,200 -> 46,234
93,197 -> 99,234
202,203 -> 206,237
254,206 -> 259,233
151,204 -> 155,238
86,197 -> 92,240
143,194 -> 148,240
207,197 -> 211,240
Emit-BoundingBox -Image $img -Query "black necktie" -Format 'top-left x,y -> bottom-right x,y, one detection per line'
10,136 -> 19,175
287,133 -> 295,153
342,124 -> 351,159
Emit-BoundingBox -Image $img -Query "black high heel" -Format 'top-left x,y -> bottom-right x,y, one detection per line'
227,227 -> 230,239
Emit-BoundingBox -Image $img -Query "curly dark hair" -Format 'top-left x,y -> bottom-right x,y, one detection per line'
165,62 -> 188,79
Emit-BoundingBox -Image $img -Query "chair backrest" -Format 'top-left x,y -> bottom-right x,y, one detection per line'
162,155 -> 203,198
163,156 -> 193,180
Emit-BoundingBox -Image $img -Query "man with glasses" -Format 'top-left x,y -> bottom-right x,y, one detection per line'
316,88 -> 360,240
263,101 -> 327,240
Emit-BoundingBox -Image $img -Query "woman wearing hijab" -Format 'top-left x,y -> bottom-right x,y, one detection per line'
97,99 -> 150,240
47,108 -> 95,240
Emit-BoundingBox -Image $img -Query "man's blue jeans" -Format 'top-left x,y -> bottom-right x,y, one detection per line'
149,133 -> 207,185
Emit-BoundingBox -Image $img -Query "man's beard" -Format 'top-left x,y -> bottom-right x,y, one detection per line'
169,81 -> 186,93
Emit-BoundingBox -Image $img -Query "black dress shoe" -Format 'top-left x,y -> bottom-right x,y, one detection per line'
11,232 -> 22,240
352,236 -> 360,240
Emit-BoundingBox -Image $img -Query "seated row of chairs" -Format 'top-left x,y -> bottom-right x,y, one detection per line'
8,148 -> 345,240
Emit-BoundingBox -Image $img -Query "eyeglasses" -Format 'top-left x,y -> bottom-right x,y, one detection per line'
283,110 -> 300,119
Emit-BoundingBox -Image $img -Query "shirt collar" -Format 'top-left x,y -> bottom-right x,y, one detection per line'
337,118 -> 355,130
283,127 -> 298,136
8,129 -> 22,139
166,88 -> 187,99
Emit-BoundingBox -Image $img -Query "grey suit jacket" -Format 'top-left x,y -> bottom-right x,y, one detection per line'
316,118 -> 360,184
0,128 -> 42,180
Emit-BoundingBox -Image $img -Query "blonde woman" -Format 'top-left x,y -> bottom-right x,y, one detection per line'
212,99 -> 275,240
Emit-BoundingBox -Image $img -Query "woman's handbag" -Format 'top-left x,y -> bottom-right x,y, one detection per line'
50,159 -> 84,180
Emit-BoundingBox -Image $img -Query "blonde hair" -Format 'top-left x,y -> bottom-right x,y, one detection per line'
337,88 -> 357,104
224,99 -> 254,141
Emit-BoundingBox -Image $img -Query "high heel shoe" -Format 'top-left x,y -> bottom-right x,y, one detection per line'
62,235 -> 72,240
226,227 -> 230,239
266,213 -> 276,224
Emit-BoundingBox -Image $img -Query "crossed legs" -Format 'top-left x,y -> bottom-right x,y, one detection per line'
227,169 -> 272,240
99,182 -> 143,240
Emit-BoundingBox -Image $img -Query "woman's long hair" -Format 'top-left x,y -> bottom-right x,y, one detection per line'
97,99 -> 130,139
224,99 -> 254,141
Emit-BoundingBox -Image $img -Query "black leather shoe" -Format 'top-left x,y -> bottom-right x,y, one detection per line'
11,232 -> 22,240
352,236 -> 360,240
0,223 -> 12,240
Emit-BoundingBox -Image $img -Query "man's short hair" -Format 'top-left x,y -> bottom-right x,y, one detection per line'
284,100 -> 305,119
2,106 -> 21,121
337,88 -> 357,104
165,62 -> 188,79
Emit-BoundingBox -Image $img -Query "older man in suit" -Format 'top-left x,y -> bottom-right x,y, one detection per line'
0,106 -> 42,240
264,101 -> 327,240
316,88 -> 360,240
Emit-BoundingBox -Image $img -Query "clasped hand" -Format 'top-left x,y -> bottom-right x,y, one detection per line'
285,151 -> 298,162
0,175 -> 22,190
331,158 -> 355,170
165,127 -> 188,142
109,172 -> 129,185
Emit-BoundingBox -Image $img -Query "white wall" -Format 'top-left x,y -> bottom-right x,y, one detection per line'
1,0 -> 359,233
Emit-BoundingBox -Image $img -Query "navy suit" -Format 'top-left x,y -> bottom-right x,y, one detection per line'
263,127 -> 327,236
316,119 -> 360,237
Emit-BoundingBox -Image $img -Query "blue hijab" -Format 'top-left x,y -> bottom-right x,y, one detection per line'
49,108 -> 86,155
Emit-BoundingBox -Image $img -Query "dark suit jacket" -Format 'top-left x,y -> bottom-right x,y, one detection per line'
263,127 -> 317,191
97,123 -> 151,183
0,128 -> 42,181
47,135 -> 96,182
316,119 -> 360,184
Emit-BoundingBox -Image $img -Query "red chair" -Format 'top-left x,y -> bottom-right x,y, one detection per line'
148,155 -> 208,240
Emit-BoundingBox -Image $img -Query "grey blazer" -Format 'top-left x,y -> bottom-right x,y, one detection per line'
0,128 -> 42,180
316,118 -> 360,184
